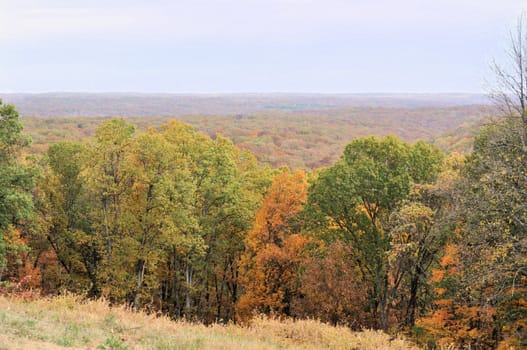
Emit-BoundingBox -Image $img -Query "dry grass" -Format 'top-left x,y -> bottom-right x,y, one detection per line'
0,294 -> 420,350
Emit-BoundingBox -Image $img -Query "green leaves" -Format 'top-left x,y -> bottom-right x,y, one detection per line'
0,101 -> 36,279
452,115 -> 527,346
33,117 -> 269,317
0,102 -> 26,160
305,136 -> 444,329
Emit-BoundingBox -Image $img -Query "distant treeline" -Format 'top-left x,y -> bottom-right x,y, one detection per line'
1,93 -> 491,117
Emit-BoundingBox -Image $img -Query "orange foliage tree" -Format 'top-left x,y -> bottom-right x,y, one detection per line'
237,169 -> 309,321
293,241 -> 372,328
417,243 -> 498,349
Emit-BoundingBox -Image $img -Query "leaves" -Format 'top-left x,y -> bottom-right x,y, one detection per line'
305,136 -> 444,330
0,101 -> 36,281
237,170 -> 308,321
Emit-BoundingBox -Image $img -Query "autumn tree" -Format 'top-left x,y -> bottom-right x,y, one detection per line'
193,145 -> 271,322
390,153 -> 463,329
35,142 -> 98,294
145,121 -> 270,321
119,129 -> 195,308
305,136 -> 443,330
30,118 -> 269,321
431,16 -> 527,348
294,240 -> 371,328
237,169 -> 308,321
81,119 -> 136,300
445,117 -> 527,348
0,100 -> 36,282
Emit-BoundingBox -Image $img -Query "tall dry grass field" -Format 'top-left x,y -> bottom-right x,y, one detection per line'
0,295 -> 420,349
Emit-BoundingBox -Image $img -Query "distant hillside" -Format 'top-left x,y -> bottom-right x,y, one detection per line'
1,93 -> 491,117
0,295 -> 418,350
21,104 -> 492,169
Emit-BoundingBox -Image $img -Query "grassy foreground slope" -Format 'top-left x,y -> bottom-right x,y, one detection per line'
0,295 -> 418,350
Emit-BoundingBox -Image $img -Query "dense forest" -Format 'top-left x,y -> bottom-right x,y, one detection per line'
2,20 -> 527,350
18,104 -> 488,169
1,89 -> 526,348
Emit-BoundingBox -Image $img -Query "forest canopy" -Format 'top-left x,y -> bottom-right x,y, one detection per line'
0,86 -> 526,348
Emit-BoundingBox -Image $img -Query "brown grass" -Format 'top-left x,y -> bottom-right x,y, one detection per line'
0,294 -> 420,349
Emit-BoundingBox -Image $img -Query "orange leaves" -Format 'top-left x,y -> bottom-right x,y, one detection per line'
295,241 -> 371,328
418,304 -> 496,348
418,242 -> 502,348
418,308 -> 450,332
17,261 -> 41,291
434,287 -> 447,297
245,169 -> 308,253
238,170 -> 308,322
431,269 -> 445,283
237,234 -> 308,321
440,245 -> 458,269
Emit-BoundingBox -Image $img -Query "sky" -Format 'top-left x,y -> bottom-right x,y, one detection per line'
0,0 -> 525,93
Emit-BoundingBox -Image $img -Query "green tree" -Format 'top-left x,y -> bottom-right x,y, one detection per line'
0,101 -> 36,281
305,136 -> 443,330
36,142 -> 99,294
159,122 -> 269,320
122,129 -> 194,308
29,117 -> 268,323
85,118 -> 136,300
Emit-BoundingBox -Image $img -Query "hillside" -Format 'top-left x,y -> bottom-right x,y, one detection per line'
0,295 -> 418,350
1,93 -> 491,117
20,104 -> 491,169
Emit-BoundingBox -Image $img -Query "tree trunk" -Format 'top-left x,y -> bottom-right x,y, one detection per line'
405,273 -> 420,327
170,246 -> 181,318
185,263 -> 193,315
133,259 -> 145,309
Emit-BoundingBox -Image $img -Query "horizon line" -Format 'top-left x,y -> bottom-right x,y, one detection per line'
0,91 -> 489,96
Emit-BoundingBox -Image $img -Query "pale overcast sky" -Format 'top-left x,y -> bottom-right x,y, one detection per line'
0,0 -> 525,93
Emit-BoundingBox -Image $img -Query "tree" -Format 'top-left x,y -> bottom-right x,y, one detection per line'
294,241 -> 371,328
237,169 -> 308,321
305,136 -> 443,330
120,129 -> 192,308
389,165 -> 458,329
491,15 -> 527,134
35,142 -> 98,294
451,117 -> 527,347
84,118 -> 136,300
0,100 -> 36,281
430,16 -> 527,348
154,121 -> 270,321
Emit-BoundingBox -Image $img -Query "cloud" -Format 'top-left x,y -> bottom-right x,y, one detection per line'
1,0 -> 524,43
0,3 -> 135,40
